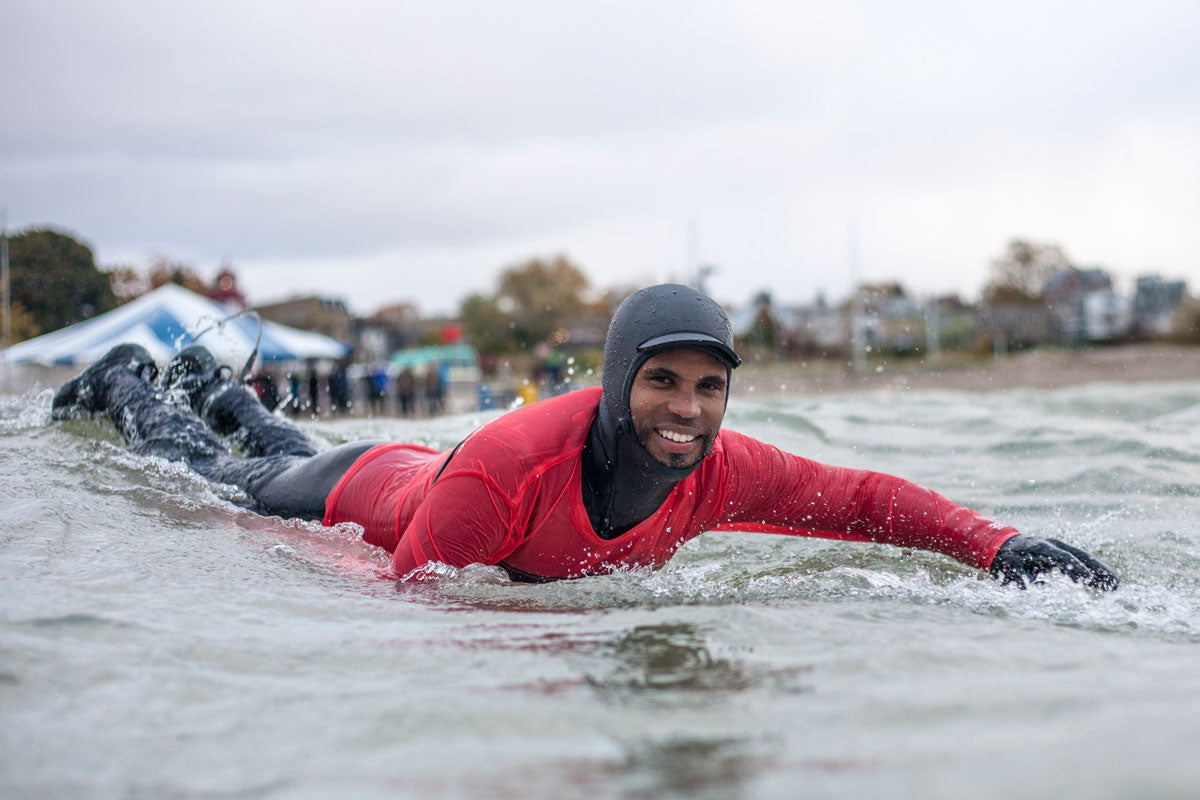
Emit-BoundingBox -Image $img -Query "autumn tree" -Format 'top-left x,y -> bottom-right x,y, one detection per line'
106,255 -> 210,305
147,256 -> 208,294
1169,298 -> 1200,344
3,301 -> 41,344
108,264 -> 150,304
7,227 -> 117,337
460,256 -> 602,354
497,255 -> 593,350
459,292 -> 517,355
983,239 -> 1071,304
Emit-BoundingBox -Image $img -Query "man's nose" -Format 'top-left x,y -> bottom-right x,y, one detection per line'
666,388 -> 701,418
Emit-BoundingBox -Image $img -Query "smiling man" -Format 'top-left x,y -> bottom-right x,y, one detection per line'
52,284 -> 1118,589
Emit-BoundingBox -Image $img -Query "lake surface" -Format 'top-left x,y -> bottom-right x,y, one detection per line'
3,378 -> 1200,799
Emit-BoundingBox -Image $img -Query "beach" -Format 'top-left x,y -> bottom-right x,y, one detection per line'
735,343 -> 1200,396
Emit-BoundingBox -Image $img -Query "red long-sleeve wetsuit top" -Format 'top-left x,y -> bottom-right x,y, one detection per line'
324,386 -> 1020,581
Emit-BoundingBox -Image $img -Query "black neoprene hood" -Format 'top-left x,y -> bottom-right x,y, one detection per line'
582,283 -> 741,537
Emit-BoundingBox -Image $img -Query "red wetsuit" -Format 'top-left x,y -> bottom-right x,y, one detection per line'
324,387 -> 1019,581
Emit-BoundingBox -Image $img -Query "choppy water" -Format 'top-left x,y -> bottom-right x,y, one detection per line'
3,378 -> 1200,799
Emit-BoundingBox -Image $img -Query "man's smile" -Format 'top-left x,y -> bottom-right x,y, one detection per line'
657,428 -> 698,444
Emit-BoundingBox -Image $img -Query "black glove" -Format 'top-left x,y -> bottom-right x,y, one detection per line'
990,535 -> 1119,591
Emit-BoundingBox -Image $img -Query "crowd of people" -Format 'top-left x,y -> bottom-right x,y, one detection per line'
246,361 -> 448,419
240,351 -> 586,420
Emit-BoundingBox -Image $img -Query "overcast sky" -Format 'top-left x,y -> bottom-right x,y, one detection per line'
3,0 -> 1197,315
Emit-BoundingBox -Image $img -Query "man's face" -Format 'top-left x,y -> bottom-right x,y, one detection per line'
629,348 -> 728,469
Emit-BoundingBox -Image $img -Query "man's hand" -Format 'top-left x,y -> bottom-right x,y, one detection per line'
990,535 -> 1119,591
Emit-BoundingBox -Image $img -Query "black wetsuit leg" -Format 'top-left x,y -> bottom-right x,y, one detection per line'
103,370 -> 381,519
226,441 -> 382,520
198,382 -> 317,459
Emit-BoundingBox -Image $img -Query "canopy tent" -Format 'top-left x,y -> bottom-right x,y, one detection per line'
2,283 -> 351,368
388,343 -> 478,373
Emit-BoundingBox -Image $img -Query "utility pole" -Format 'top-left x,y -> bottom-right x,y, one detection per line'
686,218 -> 720,294
848,221 -> 866,375
1,209 -> 10,393
924,298 -> 941,364
687,217 -> 699,288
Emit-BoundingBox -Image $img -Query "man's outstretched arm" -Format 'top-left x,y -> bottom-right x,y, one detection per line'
717,431 -> 1119,590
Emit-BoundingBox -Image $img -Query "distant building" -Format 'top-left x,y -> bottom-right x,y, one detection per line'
794,303 -> 849,355
872,294 -> 925,353
1132,275 -> 1188,337
366,302 -> 424,355
255,296 -> 354,343
1083,290 -> 1132,341
732,297 -> 850,358
929,295 -> 981,350
980,303 -> 1056,351
734,288 -> 983,360
1043,267 -> 1114,345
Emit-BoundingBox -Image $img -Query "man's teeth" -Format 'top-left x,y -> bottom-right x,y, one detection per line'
658,429 -> 697,443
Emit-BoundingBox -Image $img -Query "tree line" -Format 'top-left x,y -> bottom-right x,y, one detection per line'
5,224 -> 1194,352
1,226 -> 625,357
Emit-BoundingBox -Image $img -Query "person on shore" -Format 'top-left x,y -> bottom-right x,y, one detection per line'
395,367 -> 416,417
368,362 -> 389,416
329,361 -> 352,415
423,363 -> 445,416
305,362 -> 321,417
285,371 -> 301,417
50,284 -> 1117,589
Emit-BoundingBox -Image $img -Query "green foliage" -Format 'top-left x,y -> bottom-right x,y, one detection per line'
938,314 -> 979,350
459,293 -> 516,354
8,227 -> 117,336
460,256 -> 602,355
983,239 -> 1070,304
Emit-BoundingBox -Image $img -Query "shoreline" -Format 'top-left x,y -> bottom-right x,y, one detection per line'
733,343 -> 1200,396
6,344 -> 1199,408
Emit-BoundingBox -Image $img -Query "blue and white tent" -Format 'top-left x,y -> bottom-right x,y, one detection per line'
3,283 -> 351,368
